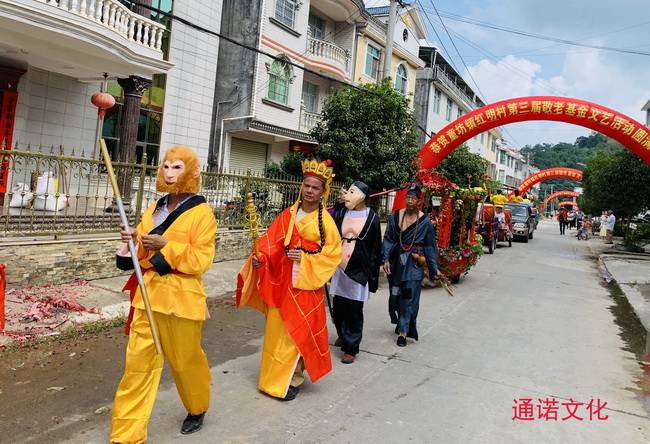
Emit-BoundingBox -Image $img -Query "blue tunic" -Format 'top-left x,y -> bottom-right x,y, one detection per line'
381,211 -> 438,339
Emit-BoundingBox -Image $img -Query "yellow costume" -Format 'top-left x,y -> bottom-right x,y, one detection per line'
509,195 -> 523,203
491,194 -> 507,205
111,146 -> 217,443
237,160 -> 341,399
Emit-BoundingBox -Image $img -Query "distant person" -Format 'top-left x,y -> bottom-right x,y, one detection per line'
604,210 -> 616,244
491,189 -> 507,206
577,217 -> 592,240
599,211 -> 607,238
567,209 -> 576,230
329,187 -> 347,218
557,208 -> 567,235
494,205 -> 506,229
521,193 -> 531,203
576,210 -> 584,229
509,189 -> 523,203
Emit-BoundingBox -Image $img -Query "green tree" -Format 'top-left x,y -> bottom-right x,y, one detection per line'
580,150 -> 650,218
309,79 -> 419,192
521,131 -> 624,194
437,144 -> 489,188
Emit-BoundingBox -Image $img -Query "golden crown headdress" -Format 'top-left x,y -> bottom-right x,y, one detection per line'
301,159 -> 334,187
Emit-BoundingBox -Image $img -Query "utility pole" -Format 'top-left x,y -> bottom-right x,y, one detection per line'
382,0 -> 399,81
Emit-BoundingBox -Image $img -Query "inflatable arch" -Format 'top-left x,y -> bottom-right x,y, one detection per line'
394,96 -> 650,211
517,168 -> 582,196
541,190 -> 580,211
419,96 -> 650,169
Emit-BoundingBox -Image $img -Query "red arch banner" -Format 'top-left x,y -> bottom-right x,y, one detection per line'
418,96 -> 650,169
559,201 -> 578,208
518,168 -> 582,195
541,190 -> 580,209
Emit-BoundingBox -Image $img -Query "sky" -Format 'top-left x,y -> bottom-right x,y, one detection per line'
363,0 -> 650,148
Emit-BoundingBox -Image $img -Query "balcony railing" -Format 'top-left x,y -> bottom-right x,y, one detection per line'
300,110 -> 321,133
433,67 -> 476,110
306,36 -> 349,73
37,0 -> 166,52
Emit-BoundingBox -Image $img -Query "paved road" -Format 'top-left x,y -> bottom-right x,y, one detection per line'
50,221 -> 650,442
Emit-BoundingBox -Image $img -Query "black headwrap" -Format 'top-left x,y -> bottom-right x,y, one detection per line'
406,182 -> 422,198
350,180 -> 369,197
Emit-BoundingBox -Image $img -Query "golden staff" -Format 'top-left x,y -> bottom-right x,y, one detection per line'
244,192 -> 260,256
99,139 -> 162,354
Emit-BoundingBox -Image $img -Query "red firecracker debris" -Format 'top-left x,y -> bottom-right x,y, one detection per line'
0,280 -> 98,344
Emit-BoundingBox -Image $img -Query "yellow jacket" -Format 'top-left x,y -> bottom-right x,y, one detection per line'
132,198 -> 217,320
491,194 -> 507,205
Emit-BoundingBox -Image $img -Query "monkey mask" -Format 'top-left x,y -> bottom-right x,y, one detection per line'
155,145 -> 201,194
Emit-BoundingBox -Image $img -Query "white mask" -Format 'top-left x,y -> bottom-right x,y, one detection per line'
344,185 -> 366,210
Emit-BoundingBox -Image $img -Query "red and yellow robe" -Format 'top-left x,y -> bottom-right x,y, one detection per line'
237,202 -> 341,397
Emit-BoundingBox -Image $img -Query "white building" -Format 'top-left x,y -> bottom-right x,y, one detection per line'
211,0 -> 428,174
212,0 -> 365,173
0,0 -> 224,169
414,46 -> 503,178
1,0 -> 171,154
496,145 -> 539,196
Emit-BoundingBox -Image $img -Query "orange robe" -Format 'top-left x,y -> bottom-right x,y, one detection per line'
237,203 -> 341,394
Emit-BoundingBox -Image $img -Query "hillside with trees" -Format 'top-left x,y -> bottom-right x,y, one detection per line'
521,132 -> 623,192
523,131 -> 650,218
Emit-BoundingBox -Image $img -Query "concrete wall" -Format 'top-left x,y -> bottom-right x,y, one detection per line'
210,0 -> 264,169
1,229 -> 260,287
414,71 -> 432,147
12,67 -> 99,155
159,0 -> 222,165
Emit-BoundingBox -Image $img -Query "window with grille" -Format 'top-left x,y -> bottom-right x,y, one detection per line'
365,45 -> 381,79
445,98 -> 453,121
434,90 -> 441,113
395,64 -> 408,94
308,14 -> 325,39
268,60 -> 291,104
302,81 -> 319,113
275,0 -> 297,28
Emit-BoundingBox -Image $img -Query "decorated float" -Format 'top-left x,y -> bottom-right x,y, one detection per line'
418,170 -> 485,283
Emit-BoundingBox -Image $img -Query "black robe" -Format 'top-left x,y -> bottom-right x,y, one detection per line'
334,207 -> 383,293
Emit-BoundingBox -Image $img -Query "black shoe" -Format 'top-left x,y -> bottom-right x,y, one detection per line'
397,336 -> 407,347
394,325 -> 399,335
181,412 -> 205,435
282,385 -> 300,401
334,337 -> 343,347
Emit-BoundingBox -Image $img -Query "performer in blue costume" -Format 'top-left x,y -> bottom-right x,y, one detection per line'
382,183 -> 440,347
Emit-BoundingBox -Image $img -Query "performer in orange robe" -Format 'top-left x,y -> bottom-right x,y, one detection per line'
237,159 -> 341,401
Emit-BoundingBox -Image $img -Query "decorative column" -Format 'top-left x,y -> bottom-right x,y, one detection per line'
116,75 -> 151,207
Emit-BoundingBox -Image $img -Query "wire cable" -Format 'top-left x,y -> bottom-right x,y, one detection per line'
421,7 -> 650,57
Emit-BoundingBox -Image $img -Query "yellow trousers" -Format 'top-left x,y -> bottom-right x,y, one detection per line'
258,307 -> 305,398
110,309 -> 211,444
